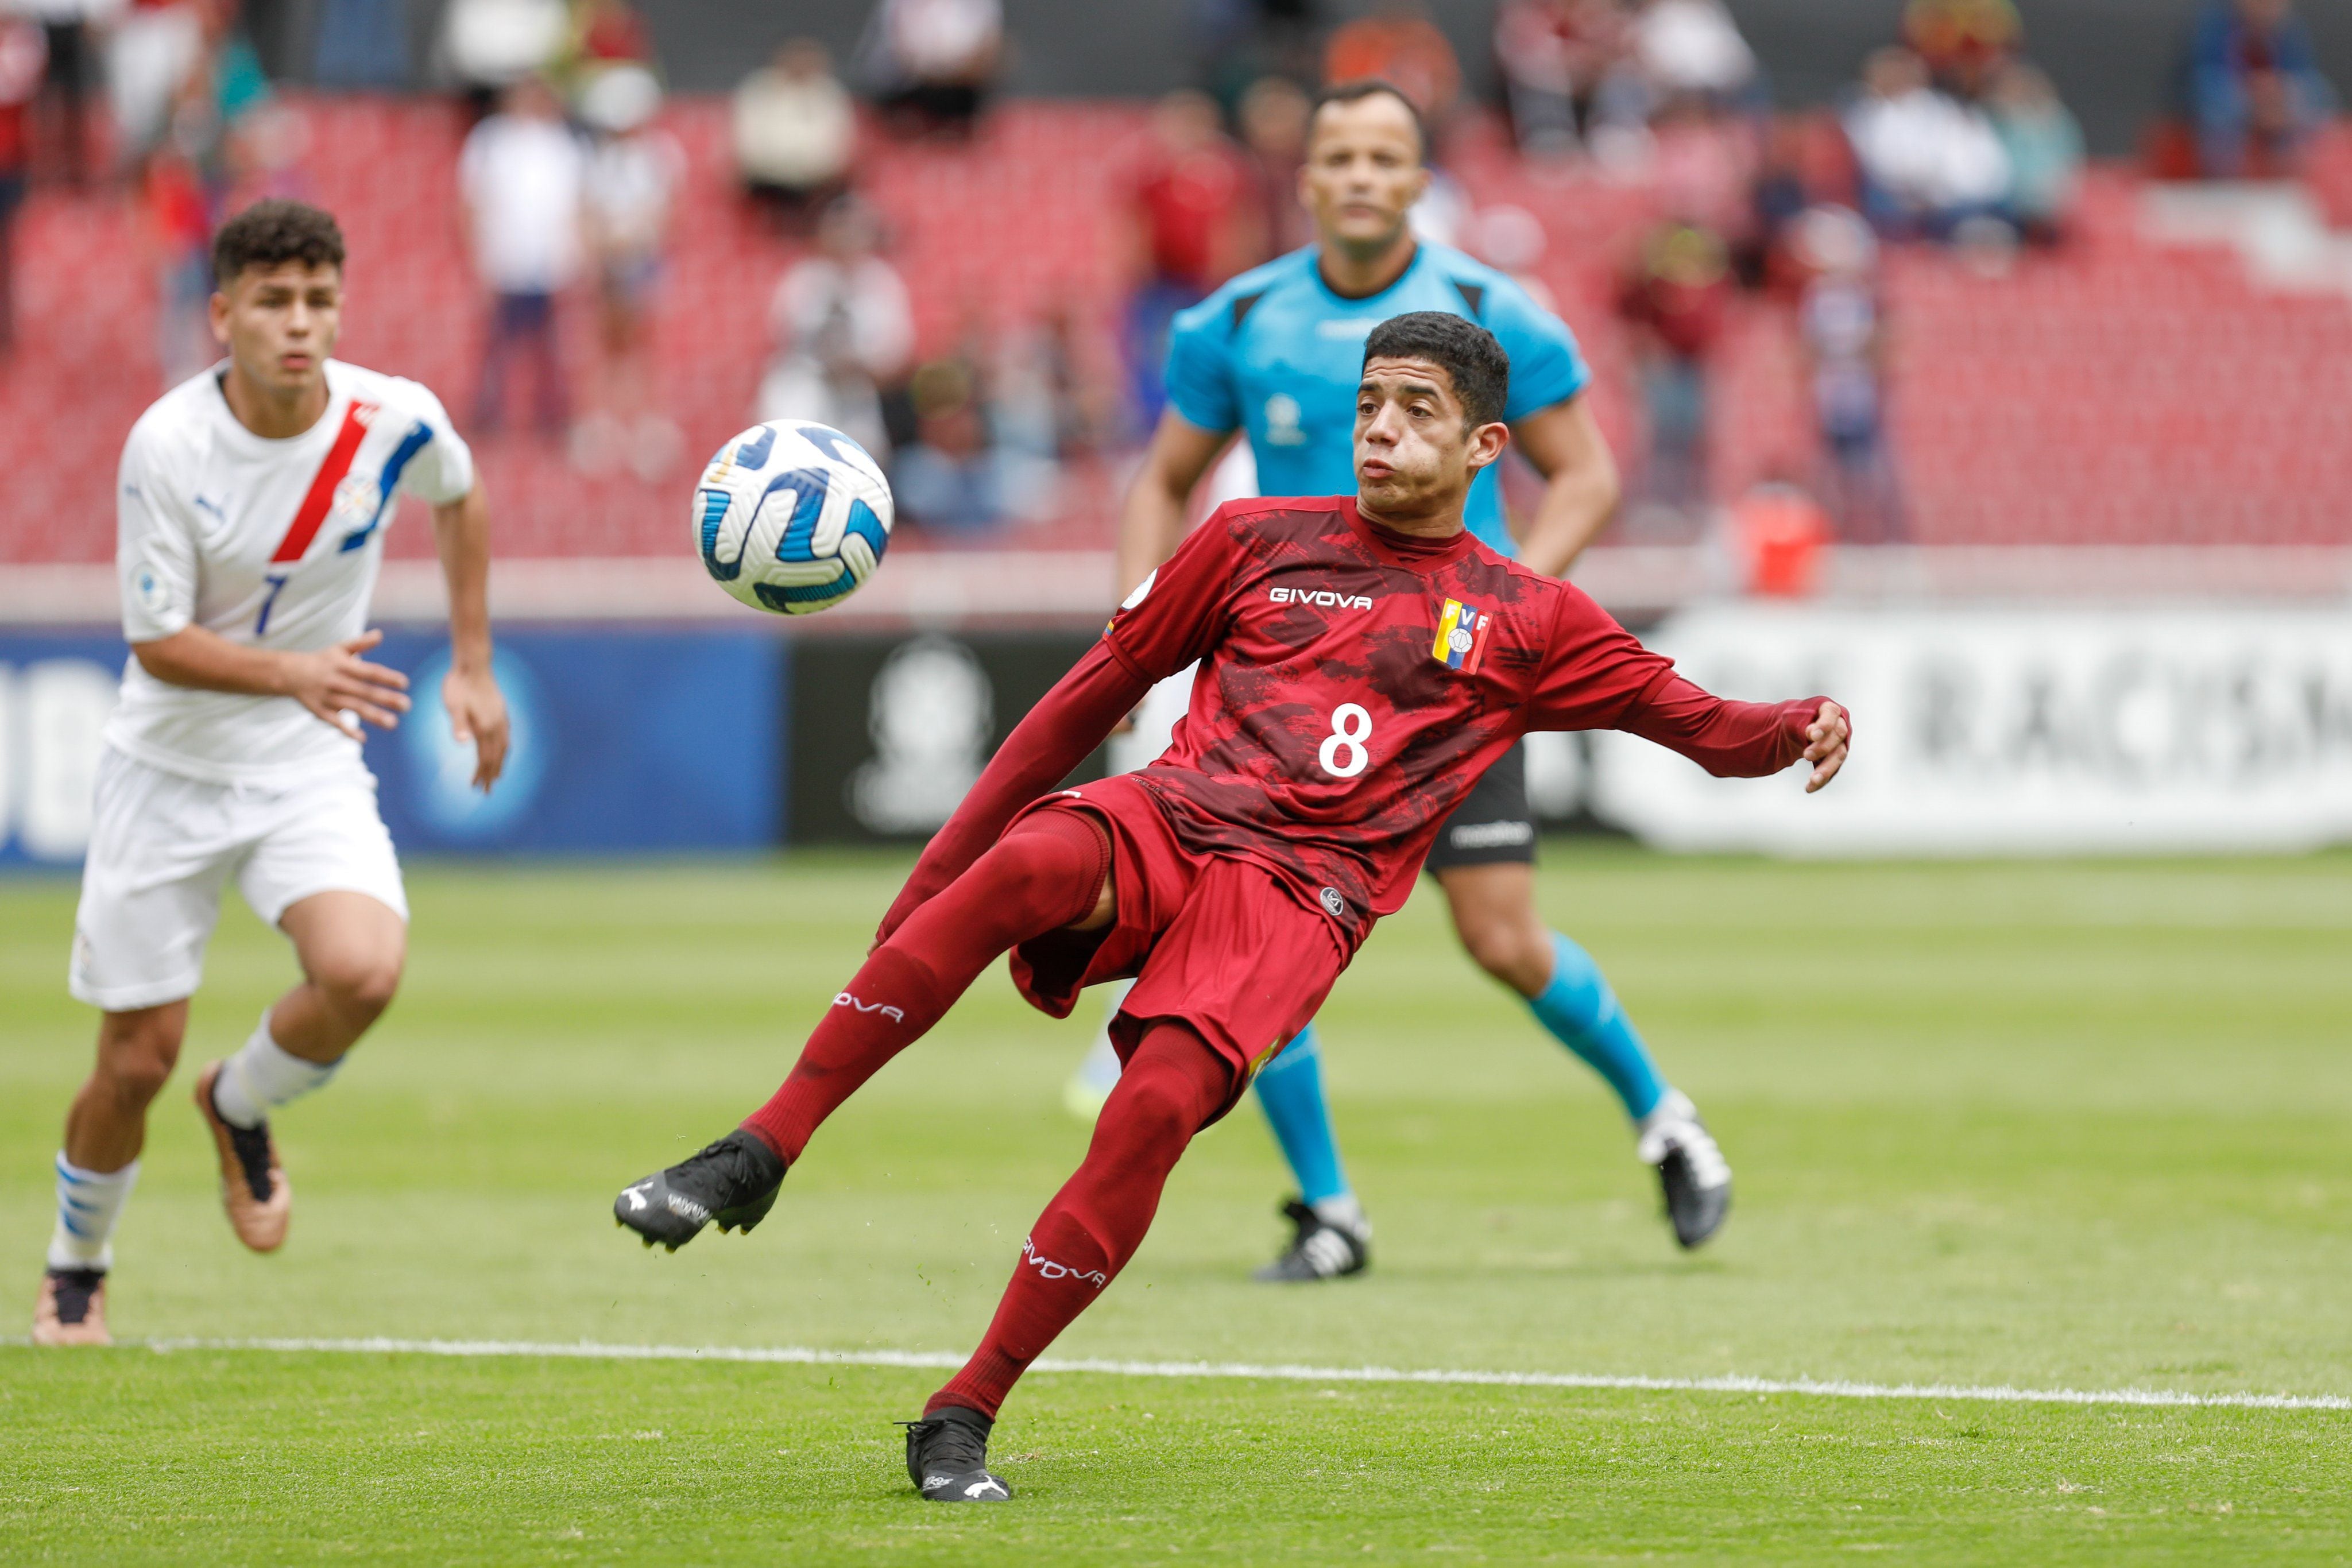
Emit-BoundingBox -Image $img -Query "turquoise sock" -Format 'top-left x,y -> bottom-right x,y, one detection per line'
1250,1024 -> 1351,1207
1526,931 -> 1666,1120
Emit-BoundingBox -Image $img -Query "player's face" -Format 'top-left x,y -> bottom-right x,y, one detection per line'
211,261 -> 342,396
1300,96 -> 1429,253
1353,356 -> 1508,519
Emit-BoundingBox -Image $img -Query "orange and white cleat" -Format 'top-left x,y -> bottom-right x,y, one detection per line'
32,1267 -> 110,1346
194,1062 -> 291,1252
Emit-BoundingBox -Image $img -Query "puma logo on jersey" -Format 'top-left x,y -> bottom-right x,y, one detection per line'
834,992 -> 905,1022
1268,586 -> 1374,610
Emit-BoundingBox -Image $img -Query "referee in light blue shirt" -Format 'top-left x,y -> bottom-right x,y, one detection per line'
1078,79 -> 1734,1279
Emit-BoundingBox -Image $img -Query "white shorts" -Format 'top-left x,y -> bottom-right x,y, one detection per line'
69,747 -> 408,1012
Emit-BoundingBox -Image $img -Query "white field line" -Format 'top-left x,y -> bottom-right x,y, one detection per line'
127,1337 -> 2352,1414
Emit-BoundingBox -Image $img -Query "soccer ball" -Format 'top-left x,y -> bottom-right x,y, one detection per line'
691,421 -> 893,615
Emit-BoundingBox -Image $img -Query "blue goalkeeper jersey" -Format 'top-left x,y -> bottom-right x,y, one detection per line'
1162,242 -> 1592,558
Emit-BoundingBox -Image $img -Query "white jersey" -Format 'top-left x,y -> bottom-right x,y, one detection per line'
106,361 -> 475,785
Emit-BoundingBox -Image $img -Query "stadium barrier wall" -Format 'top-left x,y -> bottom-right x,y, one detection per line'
11,609 -> 2350,865
1591,605 -> 2352,855
786,631 -> 1109,843
0,626 -> 1110,864
0,629 -> 781,866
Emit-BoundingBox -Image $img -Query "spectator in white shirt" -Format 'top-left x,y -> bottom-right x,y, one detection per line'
459,74 -> 587,438
865,0 -> 1002,137
1844,47 -> 2012,242
577,62 -> 683,478
441,0 -> 565,116
755,194 -> 913,464
734,37 -> 855,223
1634,0 -> 1756,103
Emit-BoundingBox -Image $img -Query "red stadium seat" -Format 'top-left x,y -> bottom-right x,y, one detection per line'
5,103 -> 2351,563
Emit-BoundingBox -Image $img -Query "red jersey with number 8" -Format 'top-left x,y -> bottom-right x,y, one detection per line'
1101,496 -> 1814,947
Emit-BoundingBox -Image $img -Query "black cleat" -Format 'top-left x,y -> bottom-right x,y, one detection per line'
613,1130 -> 786,1252
1251,1197 -> 1370,1283
902,1406 -> 1011,1503
1637,1091 -> 1732,1250
33,1266 -> 110,1346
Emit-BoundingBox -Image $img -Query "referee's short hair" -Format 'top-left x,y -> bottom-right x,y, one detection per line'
1364,312 -> 1510,429
1309,78 -> 1427,161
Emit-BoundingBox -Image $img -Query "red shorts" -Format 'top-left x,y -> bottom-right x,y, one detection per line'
1006,774 -> 1347,1122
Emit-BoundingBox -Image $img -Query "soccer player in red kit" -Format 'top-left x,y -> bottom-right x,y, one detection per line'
613,311 -> 1850,1503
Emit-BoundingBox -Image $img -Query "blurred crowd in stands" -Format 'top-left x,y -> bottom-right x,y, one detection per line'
0,0 -> 2340,550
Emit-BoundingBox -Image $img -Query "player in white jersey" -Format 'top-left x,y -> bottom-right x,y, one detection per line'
32,200 -> 511,1346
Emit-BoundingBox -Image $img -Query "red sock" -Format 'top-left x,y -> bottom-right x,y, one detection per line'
741,810 -> 1107,1163
926,1023 -> 1235,1420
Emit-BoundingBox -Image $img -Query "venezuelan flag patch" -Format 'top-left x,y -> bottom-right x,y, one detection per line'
1432,598 -> 1492,673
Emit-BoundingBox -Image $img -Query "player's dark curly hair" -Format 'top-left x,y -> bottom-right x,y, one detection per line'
1363,311 -> 1511,428
212,199 -> 346,288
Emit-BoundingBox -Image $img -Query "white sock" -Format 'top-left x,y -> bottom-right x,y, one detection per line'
211,1012 -> 342,1129
48,1153 -> 139,1272
1312,1194 -> 1368,1238
1635,1088 -> 1701,1164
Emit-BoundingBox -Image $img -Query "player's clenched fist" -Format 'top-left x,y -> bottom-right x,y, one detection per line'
285,628 -> 411,740
1802,700 -> 1851,793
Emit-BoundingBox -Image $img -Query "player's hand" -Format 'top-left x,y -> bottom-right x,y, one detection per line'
286,630 -> 410,741
1802,700 -> 1850,793
443,660 -> 511,792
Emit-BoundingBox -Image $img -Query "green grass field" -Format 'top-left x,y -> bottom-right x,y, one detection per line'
3,847 -> 2349,1564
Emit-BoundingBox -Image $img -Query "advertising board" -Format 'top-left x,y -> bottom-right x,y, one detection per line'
0,629 -> 781,864
1592,605 -> 2352,854
786,632 -> 1108,843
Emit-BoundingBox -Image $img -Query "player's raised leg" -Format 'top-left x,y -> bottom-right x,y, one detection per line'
194,890 -> 406,1253
910,1017 -> 1235,1501
613,807 -> 1115,1250
1436,860 -> 1732,1248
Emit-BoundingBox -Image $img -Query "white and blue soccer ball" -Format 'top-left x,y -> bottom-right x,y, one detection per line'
692,421 -> 893,615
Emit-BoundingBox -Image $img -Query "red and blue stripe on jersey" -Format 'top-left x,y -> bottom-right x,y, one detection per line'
266,399 -> 437,564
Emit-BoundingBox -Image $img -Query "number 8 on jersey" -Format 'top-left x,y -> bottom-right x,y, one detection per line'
1318,703 -> 1374,780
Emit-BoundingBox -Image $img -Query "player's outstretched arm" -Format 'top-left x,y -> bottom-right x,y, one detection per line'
877,642 -> 1151,943
432,479 -> 509,791
1618,675 -> 1851,789
1529,590 -> 1848,790
133,625 -> 412,741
